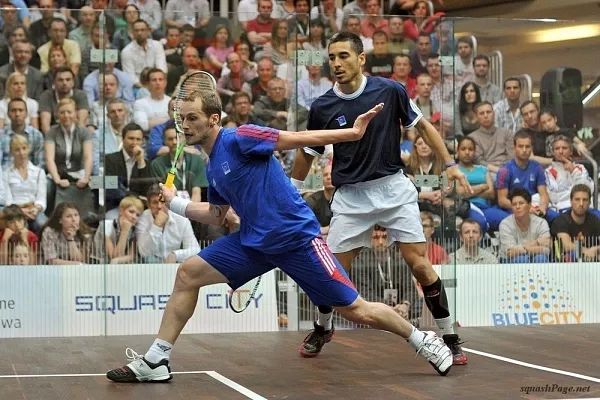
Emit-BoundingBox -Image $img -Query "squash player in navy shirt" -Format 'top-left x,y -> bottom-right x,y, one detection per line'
291,32 -> 472,365
106,88 -> 454,383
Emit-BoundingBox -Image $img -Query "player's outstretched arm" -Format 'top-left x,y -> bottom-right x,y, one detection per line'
290,149 -> 315,188
415,118 -> 473,194
159,183 -> 230,226
275,103 -> 384,152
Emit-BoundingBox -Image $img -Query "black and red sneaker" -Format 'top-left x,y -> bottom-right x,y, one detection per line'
106,348 -> 172,383
443,334 -> 468,365
299,322 -> 335,357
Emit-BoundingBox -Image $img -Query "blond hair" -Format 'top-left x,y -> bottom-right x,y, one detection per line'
57,97 -> 76,111
119,196 -> 144,213
3,72 -> 27,100
9,134 -> 30,153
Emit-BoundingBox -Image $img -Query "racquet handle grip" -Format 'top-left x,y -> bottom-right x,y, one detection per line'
159,173 -> 176,202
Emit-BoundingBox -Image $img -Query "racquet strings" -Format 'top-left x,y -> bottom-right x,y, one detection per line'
229,275 -> 262,313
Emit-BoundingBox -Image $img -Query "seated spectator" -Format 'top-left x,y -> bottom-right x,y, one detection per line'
227,92 -> 263,127
39,67 -> 89,134
0,39 -> 44,101
112,4 -> 139,52
45,98 -> 94,214
38,18 -> 81,76
405,134 -> 444,215
221,41 -> 257,77
540,109 -> 590,157
79,22 -> 117,82
413,73 -> 436,119
29,0 -> 55,49
243,57 -> 274,104
352,226 -> 421,324
499,188 -> 551,263
163,26 -> 184,68
493,77 -> 523,134
388,16 -> 416,56
246,0 -> 275,47
3,135 -> 47,231
67,6 -> 95,50
390,54 -> 417,98
455,82 -> 481,136
96,195 -> 144,264
449,218 -> 498,264
7,238 -> 32,265
421,211 -> 449,264
254,77 -> 307,130
301,19 -> 326,57
255,19 -> 289,66
410,33 -> 432,78
551,184 -> 600,262
95,98 -> 131,155
455,136 -> 495,233
287,0 -> 309,46
147,98 -> 175,160
0,99 -> 44,170
469,101 -> 514,175
136,184 -> 200,263
164,0 -> 210,30
519,101 -> 552,166
365,31 -> 395,79
453,37 -> 475,88
296,65 -> 332,110
0,3 -> 29,36
310,0 -> 343,38
204,25 -> 234,77
343,15 -> 373,53
151,122 -> 208,202
427,53 -> 454,118
129,0 -> 162,34
217,52 -> 256,107
361,0 -> 389,37
0,72 -> 39,130
88,73 -> 133,132
167,46 -> 202,95
120,19 -> 167,87
473,55 -> 502,105
133,68 -> 170,131
41,46 -> 77,92
105,123 -> 153,217
89,0 -> 117,39
403,0 -> 444,41
545,136 -> 595,213
40,202 -> 93,265
305,162 -> 333,237
0,204 -> 39,264
342,0 -> 368,23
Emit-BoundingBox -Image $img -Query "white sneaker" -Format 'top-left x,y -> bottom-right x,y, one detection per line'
106,348 -> 172,383
414,331 -> 453,376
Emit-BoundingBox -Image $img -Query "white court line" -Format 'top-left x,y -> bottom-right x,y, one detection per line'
205,371 -> 268,400
463,347 -> 600,384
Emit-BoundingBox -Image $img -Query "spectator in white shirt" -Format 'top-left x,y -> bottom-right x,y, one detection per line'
164,0 -> 210,30
296,65 -> 332,109
127,0 -> 163,33
3,134 -> 47,231
133,68 -> 170,131
136,184 -> 200,263
237,0 -> 281,31
120,19 -> 167,86
88,73 -> 132,132
343,15 -> 373,53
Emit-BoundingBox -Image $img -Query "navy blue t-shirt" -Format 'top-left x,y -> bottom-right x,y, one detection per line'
206,125 -> 321,254
305,76 -> 422,187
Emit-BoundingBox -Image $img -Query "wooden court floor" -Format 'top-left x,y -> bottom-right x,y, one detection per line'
1,324 -> 599,400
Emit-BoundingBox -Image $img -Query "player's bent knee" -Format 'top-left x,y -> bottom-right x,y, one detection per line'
173,256 -> 228,291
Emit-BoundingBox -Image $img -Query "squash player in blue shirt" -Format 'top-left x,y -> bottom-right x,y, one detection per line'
106,88 -> 454,383
290,32 -> 472,365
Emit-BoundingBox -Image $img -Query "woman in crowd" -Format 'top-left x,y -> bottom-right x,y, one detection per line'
96,195 -> 144,264
0,72 -> 39,130
40,202 -> 93,265
221,41 -> 256,76
455,81 -> 481,136
44,98 -> 93,213
255,20 -> 289,66
302,19 -> 327,56
204,25 -> 234,78
3,135 -> 47,231
42,46 -> 78,91
405,134 -> 444,216
403,0 -> 445,41
455,136 -> 495,233
112,4 -> 140,52
540,109 -> 590,157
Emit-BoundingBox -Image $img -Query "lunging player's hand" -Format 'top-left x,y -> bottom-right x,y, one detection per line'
159,183 -> 177,204
352,103 -> 384,140
446,164 -> 473,195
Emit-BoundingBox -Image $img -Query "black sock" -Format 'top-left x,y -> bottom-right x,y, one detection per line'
421,278 -> 450,319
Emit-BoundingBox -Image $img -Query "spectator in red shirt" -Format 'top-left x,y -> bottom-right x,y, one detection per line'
361,0 -> 389,37
247,0 -> 276,46
421,211 -> 449,265
391,54 -> 417,98
0,204 -> 39,264
403,0 -> 445,41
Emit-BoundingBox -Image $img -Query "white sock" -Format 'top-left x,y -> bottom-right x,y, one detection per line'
435,316 -> 454,337
408,326 -> 426,349
317,309 -> 333,330
145,338 -> 173,364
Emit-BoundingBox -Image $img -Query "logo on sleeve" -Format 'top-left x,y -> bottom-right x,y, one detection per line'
221,161 -> 231,175
336,115 -> 347,126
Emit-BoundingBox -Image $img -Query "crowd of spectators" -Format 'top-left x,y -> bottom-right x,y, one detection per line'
0,0 -> 597,279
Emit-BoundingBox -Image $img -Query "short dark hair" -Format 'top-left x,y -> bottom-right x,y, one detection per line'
163,121 -> 177,140
122,122 -> 144,138
372,30 -> 388,41
146,183 -> 162,200
473,54 -> 490,67
459,218 -> 481,234
509,187 -> 531,204
50,18 -> 67,30
474,101 -> 493,112
457,136 -> 476,151
328,31 -> 363,56
503,77 -> 521,89
513,130 -> 532,145
519,100 -> 539,112
132,19 -> 149,29
3,204 -> 26,222
457,36 -> 473,47
181,24 -> 195,33
53,67 -> 75,81
8,97 -> 27,112
570,184 -> 591,200
231,91 -> 251,105
147,68 -> 165,80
